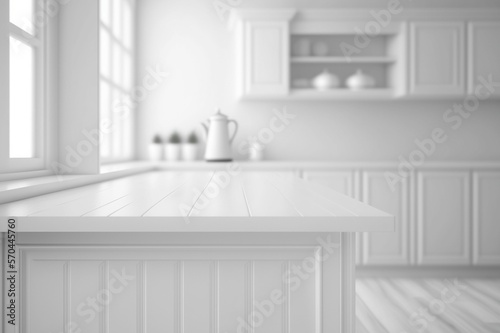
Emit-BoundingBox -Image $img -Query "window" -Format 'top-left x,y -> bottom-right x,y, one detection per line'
99,0 -> 136,162
10,37 -> 35,158
1,0 -> 44,173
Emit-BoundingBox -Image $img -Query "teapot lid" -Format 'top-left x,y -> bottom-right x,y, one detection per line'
209,109 -> 228,121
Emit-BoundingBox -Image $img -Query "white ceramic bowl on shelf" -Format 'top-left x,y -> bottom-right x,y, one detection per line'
346,69 -> 376,90
312,69 -> 340,91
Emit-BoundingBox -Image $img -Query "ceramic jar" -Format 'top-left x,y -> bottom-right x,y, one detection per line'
312,69 -> 340,91
346,69 -> 375,90
249,142 -> 264,161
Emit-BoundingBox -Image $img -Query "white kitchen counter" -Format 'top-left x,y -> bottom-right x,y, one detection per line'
0,170 -> 394,333
3,159 -> 500,206
0,170 -> 393,233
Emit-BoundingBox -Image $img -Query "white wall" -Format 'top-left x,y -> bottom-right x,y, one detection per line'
58,0 -> 100,173
136,0 -> 500,162
45,0 -> 60,172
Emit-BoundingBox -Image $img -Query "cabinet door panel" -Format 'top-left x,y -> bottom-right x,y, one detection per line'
417,171 -> 470,265
410,22 -> 465,95
243,21 -> 289,96
251,26 -> 282,83
362,171 -> 409,265
473,172 -> 500,265
468,22 -> 500,97
27,261 -> 66,333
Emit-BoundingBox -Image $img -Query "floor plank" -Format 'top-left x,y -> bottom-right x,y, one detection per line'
356,279 -> 500,333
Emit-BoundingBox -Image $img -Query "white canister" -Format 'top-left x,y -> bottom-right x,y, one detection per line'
182,143 -> 198,161
164,143 -> 182,161
249,142 -> 265,161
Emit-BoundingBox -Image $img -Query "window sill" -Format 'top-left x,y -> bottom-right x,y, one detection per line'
0,161 -> 155,205
0,169 -> 53,182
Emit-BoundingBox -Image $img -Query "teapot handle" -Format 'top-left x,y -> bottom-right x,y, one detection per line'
228,119 -> 238,144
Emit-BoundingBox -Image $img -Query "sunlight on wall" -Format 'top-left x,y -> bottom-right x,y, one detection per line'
99,0 -> 135,162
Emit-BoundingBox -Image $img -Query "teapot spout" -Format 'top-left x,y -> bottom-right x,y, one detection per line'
200,122 -> 209,140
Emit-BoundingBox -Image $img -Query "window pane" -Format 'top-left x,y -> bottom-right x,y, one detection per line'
9,37 -> 35,158
10,0 -> 35,35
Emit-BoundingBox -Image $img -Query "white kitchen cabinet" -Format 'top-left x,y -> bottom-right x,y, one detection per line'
231,10 -> 408,100
21,246 -> 323,333
362,171 -> 410,265
468,22 -> 500,97
232,10 -> 296,98
409,22 -> 465,96
3,170 -> 394,333
473,172 -> 500,265
417,171 -> 470,265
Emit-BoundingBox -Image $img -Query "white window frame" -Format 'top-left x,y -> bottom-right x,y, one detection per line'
1,0 -> 46,174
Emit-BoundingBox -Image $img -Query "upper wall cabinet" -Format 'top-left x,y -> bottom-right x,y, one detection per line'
468,22 -> 500,97
232,10 -> 296,98
245,21 -> 290,96
230,9 -> 500,100
230,9 -> 406,100
409,22 -> 465,96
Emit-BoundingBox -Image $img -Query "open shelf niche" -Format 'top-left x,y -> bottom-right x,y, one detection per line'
289,24 -> 407,100
228,9 -> 408,100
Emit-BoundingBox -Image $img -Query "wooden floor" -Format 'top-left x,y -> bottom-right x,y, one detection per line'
356,279 -> 500,333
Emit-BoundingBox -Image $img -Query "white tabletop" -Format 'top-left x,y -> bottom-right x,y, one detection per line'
0,171 -> 394,232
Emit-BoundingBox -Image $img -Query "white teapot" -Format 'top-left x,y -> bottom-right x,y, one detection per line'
201,109 -> 238,162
